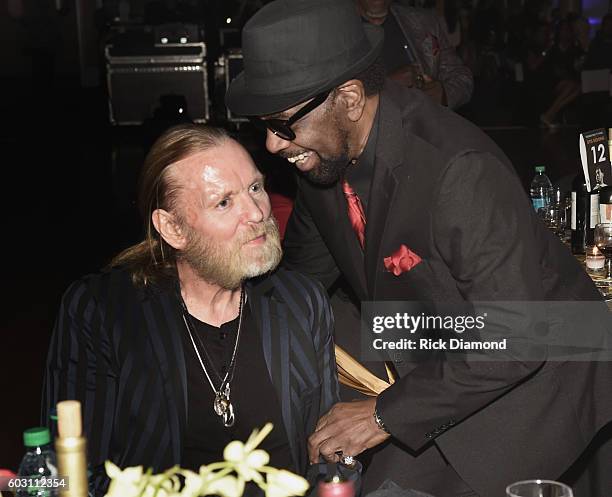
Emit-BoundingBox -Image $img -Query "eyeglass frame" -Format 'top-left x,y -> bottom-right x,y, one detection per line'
250,89 -> 332,141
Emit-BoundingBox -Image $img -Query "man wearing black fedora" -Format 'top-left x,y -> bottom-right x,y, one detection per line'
226,1 -> 612,497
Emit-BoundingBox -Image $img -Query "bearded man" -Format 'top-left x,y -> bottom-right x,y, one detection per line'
42,124 -> 338,496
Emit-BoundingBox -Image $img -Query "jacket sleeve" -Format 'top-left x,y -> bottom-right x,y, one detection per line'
430,12 -> 474,109
42,278 -> 117,496
282,179 -> 341,289
376,152 -> 546,451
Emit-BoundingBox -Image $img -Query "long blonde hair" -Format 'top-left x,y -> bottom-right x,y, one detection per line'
109,124 -> 230,286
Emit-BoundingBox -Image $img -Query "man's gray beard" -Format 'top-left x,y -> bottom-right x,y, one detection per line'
179,217 -> 282,290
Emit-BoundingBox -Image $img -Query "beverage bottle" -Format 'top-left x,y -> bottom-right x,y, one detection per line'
17,427 -> 58,497
598,186 -> 612,224
602,129 -> 612,223
55,401 -> 89,497
530,165 -> 553,214
571,173 -> 600,254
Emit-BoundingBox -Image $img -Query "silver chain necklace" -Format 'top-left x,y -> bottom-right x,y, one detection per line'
180,288 -> 245,428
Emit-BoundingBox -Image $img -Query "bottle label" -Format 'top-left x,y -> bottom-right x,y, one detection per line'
571,192 -> 577,230
590,194 -> 600,228
532,198 -> 545,211
601,204 -> 612,224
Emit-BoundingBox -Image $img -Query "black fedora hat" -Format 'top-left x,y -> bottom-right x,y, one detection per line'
225,0 -> 383,117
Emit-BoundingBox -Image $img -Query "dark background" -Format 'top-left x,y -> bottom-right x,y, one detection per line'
2,0 -> 612,472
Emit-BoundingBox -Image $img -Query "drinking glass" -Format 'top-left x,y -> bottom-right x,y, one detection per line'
506,480 -> 573,497
594,223 -> 612,283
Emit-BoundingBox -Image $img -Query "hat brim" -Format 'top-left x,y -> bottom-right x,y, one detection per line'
225,23 -> 384,117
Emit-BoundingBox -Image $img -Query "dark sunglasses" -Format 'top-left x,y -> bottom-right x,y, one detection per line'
250,89 -> 331,141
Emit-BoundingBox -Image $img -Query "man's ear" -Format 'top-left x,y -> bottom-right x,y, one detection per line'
152,209 -> 187,250
335,79 -> 367,122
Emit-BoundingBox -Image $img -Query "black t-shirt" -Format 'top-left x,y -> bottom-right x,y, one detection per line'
180,305 -> 294,472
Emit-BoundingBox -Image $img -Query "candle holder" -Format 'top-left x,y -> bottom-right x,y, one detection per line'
585,245 -> 605,276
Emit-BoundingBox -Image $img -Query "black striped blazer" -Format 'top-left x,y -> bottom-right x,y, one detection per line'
42,267 -> 339,495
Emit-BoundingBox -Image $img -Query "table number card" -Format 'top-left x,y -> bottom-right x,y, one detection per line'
579,128 -> 612,192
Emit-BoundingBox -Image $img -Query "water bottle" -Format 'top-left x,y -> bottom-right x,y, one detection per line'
17,427 -> 58,497
529,165 -> 553,215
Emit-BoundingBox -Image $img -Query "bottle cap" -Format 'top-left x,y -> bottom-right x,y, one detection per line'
57,400 -> 82,438
535,165 -> 546,173
23,427 -> 51,447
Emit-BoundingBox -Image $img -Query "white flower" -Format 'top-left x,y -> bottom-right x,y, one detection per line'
223,442 -> 269,483
104,461 -> 147,497
264,469 -> 309,497
200,469 -> 245,497
103,424 -> 310,497
176,469 -> 205,497
222,423 -> 273,484
207,475 -> 245,497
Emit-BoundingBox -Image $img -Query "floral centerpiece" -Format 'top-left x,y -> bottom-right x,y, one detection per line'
104,424 -> 309,497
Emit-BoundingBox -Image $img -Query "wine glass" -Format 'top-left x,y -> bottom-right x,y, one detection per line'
594,223 -> 612,284
506,480 -> 573,497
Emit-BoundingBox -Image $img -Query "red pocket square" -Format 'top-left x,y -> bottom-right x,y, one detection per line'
383,245 -> 422,275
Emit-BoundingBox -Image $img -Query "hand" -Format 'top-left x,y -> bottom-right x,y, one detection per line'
388,64 -> 422,88
388,67 -> 447,106
420,74 -> 447,106
307,398 -> 390,464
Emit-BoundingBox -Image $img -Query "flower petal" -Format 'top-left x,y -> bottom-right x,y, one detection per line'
265,469 -> 309,497
224,441 -> 246,462
104,461 -> 121,479
246,449 -> 270,468
245,423 -> 274,451
207,475 -> 245,497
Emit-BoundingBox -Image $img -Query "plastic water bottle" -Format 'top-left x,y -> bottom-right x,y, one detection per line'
530,165 -> 553,214
17,427 -> 58,497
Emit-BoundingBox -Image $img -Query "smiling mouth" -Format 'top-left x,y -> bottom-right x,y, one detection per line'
286,152 -> 312,166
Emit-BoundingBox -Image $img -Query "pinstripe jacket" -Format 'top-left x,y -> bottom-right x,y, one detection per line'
42,267 -> 338,495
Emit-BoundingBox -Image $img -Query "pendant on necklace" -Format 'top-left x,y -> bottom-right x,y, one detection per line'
214,384 -> 235,427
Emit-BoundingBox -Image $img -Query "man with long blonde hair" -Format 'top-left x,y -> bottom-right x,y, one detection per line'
42,124 -> 338,496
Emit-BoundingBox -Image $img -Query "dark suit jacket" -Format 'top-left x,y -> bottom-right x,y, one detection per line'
42,267 -> 339,495
283,81 -> 612,496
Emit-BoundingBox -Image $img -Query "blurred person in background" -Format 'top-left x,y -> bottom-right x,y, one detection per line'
571,15 -> 591,56
538,18 -> 582,126
584,13 -> 612,71
524,21 -> 580,127
357,0 -> 473,109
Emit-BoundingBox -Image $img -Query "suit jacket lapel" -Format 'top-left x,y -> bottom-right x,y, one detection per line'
304,179 -> 368,299
365,92 -> 405,297
140,285 -> 188,463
